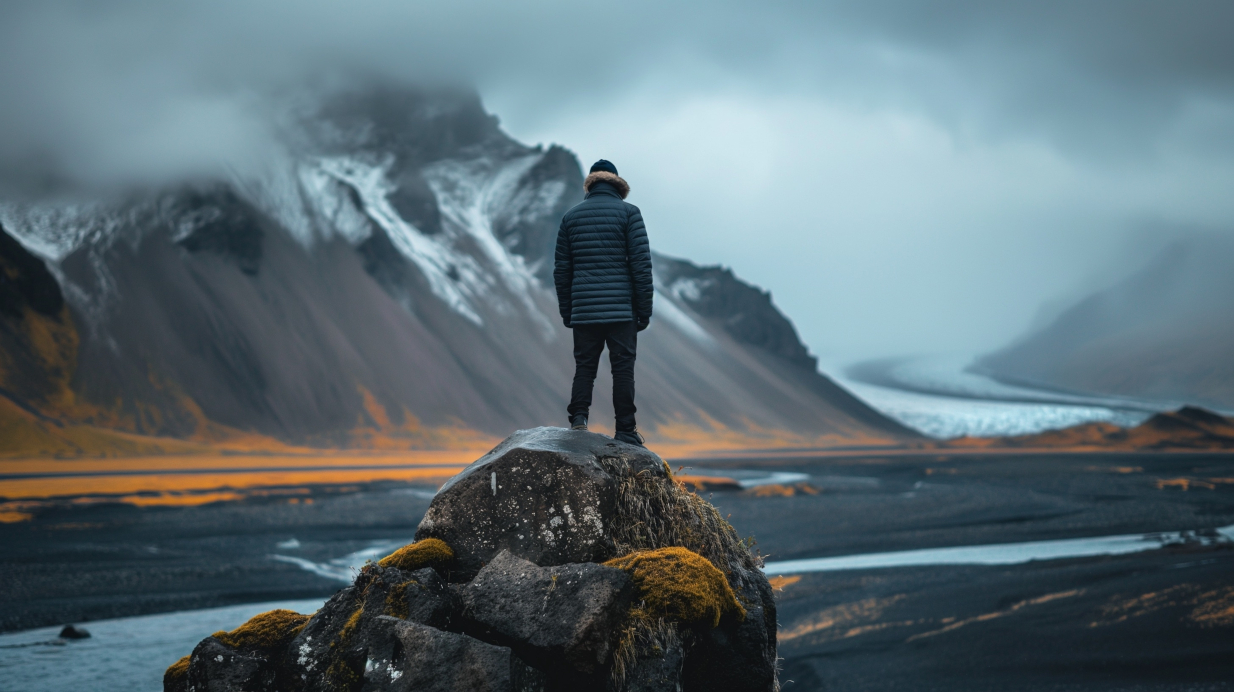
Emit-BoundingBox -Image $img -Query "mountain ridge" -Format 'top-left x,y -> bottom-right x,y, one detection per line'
0,86 -> 917,452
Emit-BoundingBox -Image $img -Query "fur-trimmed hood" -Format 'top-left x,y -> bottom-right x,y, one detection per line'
583,171 -> 630,199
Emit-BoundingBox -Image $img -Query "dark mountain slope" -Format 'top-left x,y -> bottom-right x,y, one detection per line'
0,87 -> 917,447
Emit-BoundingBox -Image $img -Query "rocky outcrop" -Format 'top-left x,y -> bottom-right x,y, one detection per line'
415,427 -> 669,579
460,551 -> 634,678
166,428 -> 778,691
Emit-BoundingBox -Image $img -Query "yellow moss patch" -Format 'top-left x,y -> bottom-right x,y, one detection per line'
212,609 -> 310,652
605,547 -> 745,627
746,483 -> 819,497
336,606 -> 364,647
164,655 -> 190,686
378,538 -> 454,571
385,580 -> 422,619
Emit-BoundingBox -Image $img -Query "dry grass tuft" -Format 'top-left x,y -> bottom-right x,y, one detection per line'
747,483 -> 819,497
608,607 -> 682,691
211,609 -> 309,652
378,538 -> 454,571
597,456 -> 765,689
605,547 -> 746,627
598,457 -> 759,574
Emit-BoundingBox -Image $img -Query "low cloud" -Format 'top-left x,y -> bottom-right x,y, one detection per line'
2,0 -> 1232,361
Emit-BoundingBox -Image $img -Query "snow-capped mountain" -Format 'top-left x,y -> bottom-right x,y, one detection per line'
0,87 -> 913,446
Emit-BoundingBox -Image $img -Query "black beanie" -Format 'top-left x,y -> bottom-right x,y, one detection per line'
589,159 -> 618,176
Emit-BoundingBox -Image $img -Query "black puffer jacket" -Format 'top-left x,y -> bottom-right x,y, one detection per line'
553,172 -> 653,325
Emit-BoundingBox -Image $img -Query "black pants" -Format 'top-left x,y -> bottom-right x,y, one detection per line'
568,321 -> 638,432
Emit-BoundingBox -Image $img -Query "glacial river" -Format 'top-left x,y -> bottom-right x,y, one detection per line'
4,522 -> 1232,692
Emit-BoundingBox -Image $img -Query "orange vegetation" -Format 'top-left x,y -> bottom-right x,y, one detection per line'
674,475 -> 742,492
647,411 -> 901,458
947,406 -> 1234,452
1088,584 -> 1234,629
778,595 -> 909,643
0,450 -> 476,517
1155,478 -> 1218,491
768,575 -> 801,591
907,590 -> 1083,642
746,483 -> 819,497
1189,586 -> 1234,627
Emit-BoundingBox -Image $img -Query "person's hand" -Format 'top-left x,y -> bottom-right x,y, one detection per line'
637,318 -> 649,332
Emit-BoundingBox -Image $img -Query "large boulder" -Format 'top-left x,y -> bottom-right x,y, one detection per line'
184,637 -> 270,691
167,428 -> 778,692
460,550 -> 634,679
361,617 -> 545,692
286,564 -> 463,692
416,427 -> 667,580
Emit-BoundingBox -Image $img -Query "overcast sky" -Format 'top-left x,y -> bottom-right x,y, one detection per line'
3,0 -> 1232,365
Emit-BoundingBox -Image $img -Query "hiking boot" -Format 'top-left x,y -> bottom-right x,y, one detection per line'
613,429 -> 645,447
569,415 -> 588,431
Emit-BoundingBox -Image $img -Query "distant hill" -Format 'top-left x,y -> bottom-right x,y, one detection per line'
948,406 -> 1234,452
976,237 -> 1234,411
0,87 -> 915,453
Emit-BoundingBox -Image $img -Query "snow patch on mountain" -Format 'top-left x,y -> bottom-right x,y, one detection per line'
654,290 -> 718,348
667,276 -> 709,303
423,153 -> 556,336
312,155 -> 487,325
0,201 -> 120,263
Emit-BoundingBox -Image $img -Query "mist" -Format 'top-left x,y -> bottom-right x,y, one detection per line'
3,0 -> 1233,364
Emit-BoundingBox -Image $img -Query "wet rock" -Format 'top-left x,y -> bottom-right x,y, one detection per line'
461,550 -> 634,677
416,427 -> 667,580
57,624 -> 90,639
361,616 -> 545,692
680,565 -> 778,692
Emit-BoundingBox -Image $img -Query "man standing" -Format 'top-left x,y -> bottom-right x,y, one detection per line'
554,159 -> 653,446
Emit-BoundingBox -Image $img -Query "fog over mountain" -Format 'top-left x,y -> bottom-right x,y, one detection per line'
0,87 -> 912,445
977,235 -> 1234,412
3,1 -> 1232,368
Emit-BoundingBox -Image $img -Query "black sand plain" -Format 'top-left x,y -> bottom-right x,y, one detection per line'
2,449 -> 1232,691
